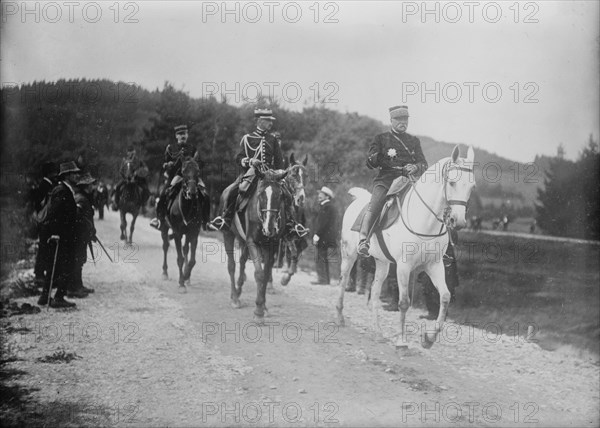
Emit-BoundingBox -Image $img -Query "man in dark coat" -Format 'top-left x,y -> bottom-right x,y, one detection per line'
311,186 -> 339,285
208,108 -> 304,236
151,125 -> 207,230
358,105 -> 428,256
37,161 -> 80,308
69,173 -> 97,298
94,180 -> 109,220
33,161 -> 58,287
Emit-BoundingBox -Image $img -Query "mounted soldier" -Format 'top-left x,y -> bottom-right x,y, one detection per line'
208,108 -> 305,236
113,146 -> 150,208
357,105 -> 428,256
151,124 -> 208,230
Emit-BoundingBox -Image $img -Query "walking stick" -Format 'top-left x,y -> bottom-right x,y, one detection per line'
88,241 -> 96,267
95,236 -> 114,263
47,235 -> 60,311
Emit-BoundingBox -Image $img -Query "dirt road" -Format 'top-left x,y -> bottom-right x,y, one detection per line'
2,210 -> 598,427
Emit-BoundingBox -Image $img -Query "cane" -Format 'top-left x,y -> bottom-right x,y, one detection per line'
47,235 -> 60,311
95,236 -> 114,263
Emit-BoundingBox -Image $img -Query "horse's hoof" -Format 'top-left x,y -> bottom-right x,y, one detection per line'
162,273 -> 169,280
266,286 -> 276,295
184,279 -> 191,287
178,285 -> 187,294
230,300 -> 241,309
336,314 -> 345,327
253,314 -> 265,325
421,333 -> 436,349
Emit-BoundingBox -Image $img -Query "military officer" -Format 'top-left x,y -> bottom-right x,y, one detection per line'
208,108 -> 304,236
151,125 -> 206,230
358,105 -> 428,256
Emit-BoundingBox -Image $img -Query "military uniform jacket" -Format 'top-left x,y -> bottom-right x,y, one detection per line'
43,182 -> 77,244
164,143 -> 201,178
367,130 -> 428,186
235,129 -> 284,171
314,200 -> 338,246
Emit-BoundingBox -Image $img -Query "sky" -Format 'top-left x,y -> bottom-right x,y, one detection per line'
1,0 -> 598,162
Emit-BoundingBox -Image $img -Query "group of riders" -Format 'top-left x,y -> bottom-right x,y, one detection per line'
109,108 -> 308,239
33,104 -> 431,308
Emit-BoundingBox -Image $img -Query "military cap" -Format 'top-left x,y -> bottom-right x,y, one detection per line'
389,105 -> 410,118
254,108 -> 276,121
174,124 -> 188,134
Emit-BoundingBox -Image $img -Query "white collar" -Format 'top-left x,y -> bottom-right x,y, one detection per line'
62,181 -> 76,197
320,199 -> 330,206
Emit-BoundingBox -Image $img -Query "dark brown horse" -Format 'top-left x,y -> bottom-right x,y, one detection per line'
161,156 -> 205,292
118,160 -> 145,244
223,164 -> 288,321
279,153 -> 309,286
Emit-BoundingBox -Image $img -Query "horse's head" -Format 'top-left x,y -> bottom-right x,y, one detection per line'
442,145 -> 476,230
256,169 -> 287,238
123,159 -> 135,182
181,155 -> 201,199
285,153 -> 308,207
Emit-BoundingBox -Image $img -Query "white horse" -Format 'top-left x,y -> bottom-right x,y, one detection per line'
336,145 -> 476,349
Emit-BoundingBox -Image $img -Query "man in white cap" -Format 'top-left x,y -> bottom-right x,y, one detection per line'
358,105 -> 428,257
311,186 -> 339,285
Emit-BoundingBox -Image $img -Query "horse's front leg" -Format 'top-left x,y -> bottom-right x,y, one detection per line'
370,259 -> 390,339
224,232 -> 240,308
419,262 -> 449,349
280,240 -> 298,286
238,244 -> 248,289
394,266 -> 414,349
173,235 -> 186,292
247,240 -> 266,321
128,212 -> 137,244
182,235 -> 190,281
183,233 -> 198,287
161,228 -> 169,280
336,239 -> 358,327
120,212 -> 127,241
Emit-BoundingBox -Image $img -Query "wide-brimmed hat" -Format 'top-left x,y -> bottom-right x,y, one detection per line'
254,108 -> 276,121
58,161 -> 81,176
319,186 -> 334,199
76,172 -> 96,185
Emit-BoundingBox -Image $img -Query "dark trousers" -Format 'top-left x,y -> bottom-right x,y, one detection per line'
34,229 -> 51,282
348,256 -> 375,291
41,240 -> 75,297
315,242 -> 338,284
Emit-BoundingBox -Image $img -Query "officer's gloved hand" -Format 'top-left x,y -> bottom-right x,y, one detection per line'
250,159 -> 262,168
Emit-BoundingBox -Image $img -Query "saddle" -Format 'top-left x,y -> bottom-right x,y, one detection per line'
351,176 -> 411,233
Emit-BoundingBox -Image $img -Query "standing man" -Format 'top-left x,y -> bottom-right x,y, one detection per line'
358,105 -> 428,256
69,172 -> 97,298
37,161 -> 80,308
208,108 -> 304,236
33,161 -> 58,288
94,180 -> 109,220
151,125 -> 206,230
311,186 -> 339,285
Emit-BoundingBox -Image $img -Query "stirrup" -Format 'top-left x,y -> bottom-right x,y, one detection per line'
357,239 -> 370,257
208,216 -> 227,231
150,218 -> 161,230
290,223 -> 309,238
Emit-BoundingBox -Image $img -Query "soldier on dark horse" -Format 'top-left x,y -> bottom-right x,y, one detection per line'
151,124 -> 209,231
114,146 -> 149,243
114,146 -> 150,209
207,108 -> 306,237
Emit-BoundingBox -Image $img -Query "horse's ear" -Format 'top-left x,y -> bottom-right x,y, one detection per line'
467,145 -> 475,162
451,145 -> 460,163
289,152 -> 296,165
193,150 -> 200,162
283,157 -> 289,169
302,155 -> 308,166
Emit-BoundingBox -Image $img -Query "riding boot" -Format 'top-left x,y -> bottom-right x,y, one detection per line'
358,209 -> 376,257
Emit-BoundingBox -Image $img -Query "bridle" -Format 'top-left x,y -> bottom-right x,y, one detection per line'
286,163 -> 307,208
400,160 -> 473,239
257,183 -> 283,234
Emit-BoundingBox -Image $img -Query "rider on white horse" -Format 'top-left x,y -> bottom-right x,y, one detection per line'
357,105 -> 428,256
